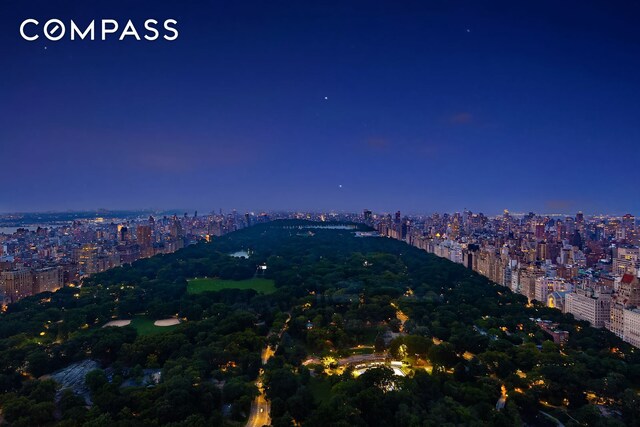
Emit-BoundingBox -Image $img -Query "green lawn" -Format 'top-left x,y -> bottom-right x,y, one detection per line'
187,277 -> 277,295
130,317 -> 178,336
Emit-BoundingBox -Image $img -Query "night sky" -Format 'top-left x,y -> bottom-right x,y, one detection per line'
1,1 -> 639,215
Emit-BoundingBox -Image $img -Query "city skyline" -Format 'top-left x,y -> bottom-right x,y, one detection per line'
0,206 -> 639,219
2,0 -> 640,213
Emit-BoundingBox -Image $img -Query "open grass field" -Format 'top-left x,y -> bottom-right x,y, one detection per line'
130,317 -> 178,336
187,277 -> 277,295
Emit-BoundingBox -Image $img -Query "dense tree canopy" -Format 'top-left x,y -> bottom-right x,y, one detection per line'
0,220 -> 638,425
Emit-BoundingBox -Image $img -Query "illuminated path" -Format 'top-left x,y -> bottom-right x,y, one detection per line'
246,315 -> 289,427
246,348 -> 271,427
353,364 -> 406,377
390,302 -> 408,332
495,384 -> 507,410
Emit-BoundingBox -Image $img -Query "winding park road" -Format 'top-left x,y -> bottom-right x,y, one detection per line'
246,362 -> 271,427
302,353 -> 388,368
391,302 -> 408,332
246,315 -> 290,427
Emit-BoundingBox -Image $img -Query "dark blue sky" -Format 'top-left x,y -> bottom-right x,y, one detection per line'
1,1 -> 639,215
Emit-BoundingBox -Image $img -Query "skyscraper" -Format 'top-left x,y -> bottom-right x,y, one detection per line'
137,225 -> 153,257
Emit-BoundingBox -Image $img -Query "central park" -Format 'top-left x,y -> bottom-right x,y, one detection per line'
0,220 -> 639,426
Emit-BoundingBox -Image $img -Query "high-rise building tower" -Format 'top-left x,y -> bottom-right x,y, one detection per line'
0,269 -> 33,303
117,225 -> 129,242
170,215 -> 183,239
137,225 -> 152,247
622,214 -> 637,243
